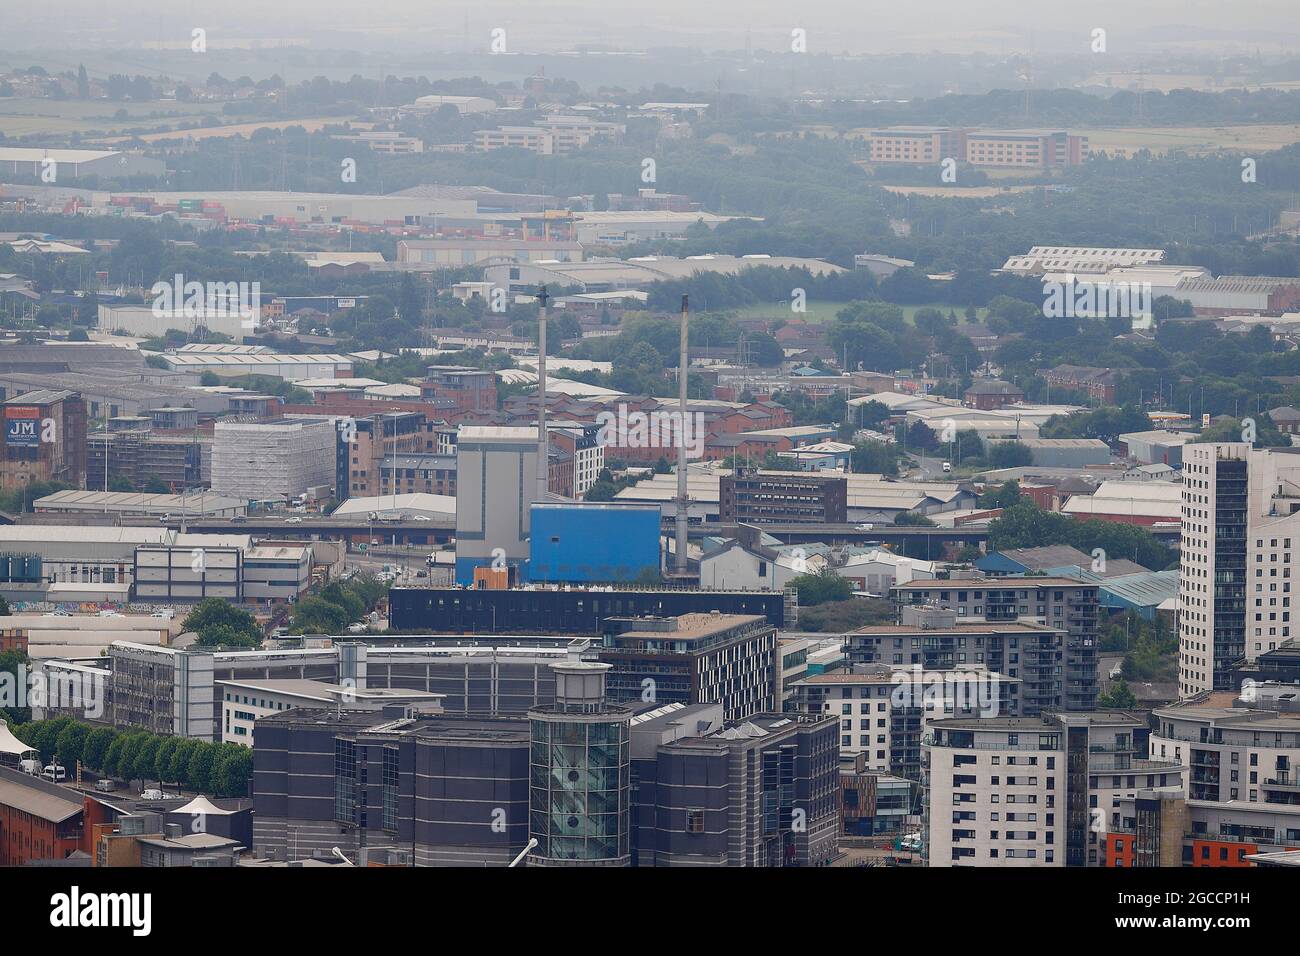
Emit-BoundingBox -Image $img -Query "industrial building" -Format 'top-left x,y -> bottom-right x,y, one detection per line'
33,489 -> 247,518
158,349 -> 355,382
719,470 -> 848,524
97,304 -> 256,341
0,147 -> 164,179
982,439 -> 1107,468
211,418 -> 337,501
528,501 -> 661,583
396,237 -> 584,267
0,388 -> 86,491
97,189 -> 476,226
453,425 -> 539,584
1174,275 -> 1300,316
1001,246 -> 1166,277
484,253 -> 841,294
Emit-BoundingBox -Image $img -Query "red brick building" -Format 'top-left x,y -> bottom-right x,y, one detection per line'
0,769 -> 85,866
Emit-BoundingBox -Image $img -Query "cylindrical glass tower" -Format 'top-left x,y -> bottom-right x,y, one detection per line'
528,661 -> 631,866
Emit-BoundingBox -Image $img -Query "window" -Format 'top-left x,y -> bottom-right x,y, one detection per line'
687,809 -> 705,834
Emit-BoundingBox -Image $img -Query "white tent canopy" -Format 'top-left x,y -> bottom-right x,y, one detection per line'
0,720 -> 36,757
173,795 -> 235,816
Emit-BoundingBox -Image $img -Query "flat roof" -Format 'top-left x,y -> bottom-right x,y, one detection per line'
612,612 -> 765,639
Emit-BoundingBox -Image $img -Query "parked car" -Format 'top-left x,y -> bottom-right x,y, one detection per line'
41,764 -> 66,783
95,779 -> 116,792
285,516 -> 303,524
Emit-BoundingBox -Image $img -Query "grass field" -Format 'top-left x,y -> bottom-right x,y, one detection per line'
96,117 -> 351,144
0,97 -> 227,137
1081,123 -> 1300,157
0,96 -> 348,143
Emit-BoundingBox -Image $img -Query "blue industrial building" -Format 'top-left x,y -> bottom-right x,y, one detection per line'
529,502 -> 661,583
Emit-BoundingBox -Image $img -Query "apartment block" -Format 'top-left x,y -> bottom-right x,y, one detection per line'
1178,444 -> 1300,696
922,712 -> 1184,867
600,612 -> 778,722
790,663 -> 1018,784
890,580 -> 1098,710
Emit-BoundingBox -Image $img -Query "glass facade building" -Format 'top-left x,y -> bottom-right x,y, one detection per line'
528,661 -> 632,866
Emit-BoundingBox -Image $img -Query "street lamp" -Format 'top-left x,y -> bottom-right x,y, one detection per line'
509,838 -> 539,868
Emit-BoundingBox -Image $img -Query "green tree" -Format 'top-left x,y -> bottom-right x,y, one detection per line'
895,511 -> 937,526
186,742 -> 217,792
82,727 -> 117,771
978,480 -> 1022,510
102,733 -> 128,777
1097,680 -> 1137,709
987,442 -> 1033,469
169,737 -> 201,785
130,735 -> 162,784
290,596 -> 349,634
184,598 -> 262,646
210,746 -> 254,798
196,623 -> 262,648
789,566 -> 853,605
54,721 -> 89,768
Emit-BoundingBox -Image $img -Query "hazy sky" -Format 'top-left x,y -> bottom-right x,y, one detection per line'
5,0 -> 1300,55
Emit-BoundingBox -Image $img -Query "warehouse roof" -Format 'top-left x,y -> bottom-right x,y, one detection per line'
0,774 -> 83,823
0,147 -> 122,163
1098,569 -> 1180,608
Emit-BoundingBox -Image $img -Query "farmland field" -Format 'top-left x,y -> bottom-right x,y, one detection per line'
1081,123 -> 1300,157
0,96 -> 226,137
0,96 -> 347,143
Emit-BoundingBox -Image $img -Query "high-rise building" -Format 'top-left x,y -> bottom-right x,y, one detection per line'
1178,443 -> 1300,696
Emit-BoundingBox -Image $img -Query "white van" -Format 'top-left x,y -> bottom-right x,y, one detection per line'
942,461 -> 952,473
18,758 -> 39,775
41,764 -> 66,782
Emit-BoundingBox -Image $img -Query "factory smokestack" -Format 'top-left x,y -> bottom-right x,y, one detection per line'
535,285 -> 549,504
674,294 -> 689,575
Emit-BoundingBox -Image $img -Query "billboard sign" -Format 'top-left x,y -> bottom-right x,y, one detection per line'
4,406 -> 40,447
